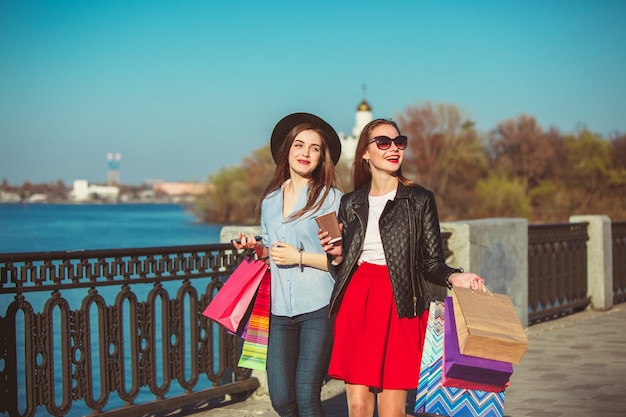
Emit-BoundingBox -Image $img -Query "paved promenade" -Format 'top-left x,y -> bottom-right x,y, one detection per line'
186,304 -> 626,417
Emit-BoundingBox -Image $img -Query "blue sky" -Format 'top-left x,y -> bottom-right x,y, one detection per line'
1,0 -> 625,185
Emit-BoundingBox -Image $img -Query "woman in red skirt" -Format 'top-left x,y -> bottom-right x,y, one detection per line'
320,119 -> 485,417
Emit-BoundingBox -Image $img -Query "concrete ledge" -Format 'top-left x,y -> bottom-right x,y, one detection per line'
442,218 -> 529,327
220,226 -> 262,244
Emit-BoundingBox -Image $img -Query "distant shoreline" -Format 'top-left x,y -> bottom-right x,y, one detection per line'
0,200 -> 191,206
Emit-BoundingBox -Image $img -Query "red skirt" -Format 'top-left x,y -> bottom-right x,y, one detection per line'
328,262 -> 428,390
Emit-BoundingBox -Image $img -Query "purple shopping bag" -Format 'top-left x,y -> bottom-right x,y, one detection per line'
415,301 -> 506,416
444,296 -> 513,388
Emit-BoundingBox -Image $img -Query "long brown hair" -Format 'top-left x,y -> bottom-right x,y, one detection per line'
352,118 -> 414,190
258,123 -> 342,220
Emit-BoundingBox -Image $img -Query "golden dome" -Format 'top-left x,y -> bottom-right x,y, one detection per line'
357,99 -> 371,112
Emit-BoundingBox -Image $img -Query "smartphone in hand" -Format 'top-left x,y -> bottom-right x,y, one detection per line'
231,235 -> 262,245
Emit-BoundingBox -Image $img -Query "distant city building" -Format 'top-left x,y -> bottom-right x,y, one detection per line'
153,181 -> 208,196
70,180 -> 119,202
26,193 -> 48,203
107,153 -> 121,186
0,190 -> 21,202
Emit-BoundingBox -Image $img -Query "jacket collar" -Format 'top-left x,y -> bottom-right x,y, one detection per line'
351,180 -> 411,207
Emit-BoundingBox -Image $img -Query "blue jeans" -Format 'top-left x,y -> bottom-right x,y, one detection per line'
266,305 -> 333,417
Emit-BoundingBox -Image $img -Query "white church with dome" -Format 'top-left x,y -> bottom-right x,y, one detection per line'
338,97 -> 373,166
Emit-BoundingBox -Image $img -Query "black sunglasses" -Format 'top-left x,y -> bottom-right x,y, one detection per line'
368,135 -> 408,150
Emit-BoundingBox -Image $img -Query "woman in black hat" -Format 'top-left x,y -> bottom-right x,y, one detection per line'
234,112 -> 343,417
319,118 -> 484,417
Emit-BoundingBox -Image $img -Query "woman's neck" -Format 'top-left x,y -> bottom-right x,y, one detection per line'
283,176 -> 309,218
369,175 -> 398,196
287,175 -> 309,192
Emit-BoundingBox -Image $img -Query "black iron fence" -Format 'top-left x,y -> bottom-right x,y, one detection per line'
527,222 -> 590,324
612,221 -> 626,304
0,244 -> 258,417
2,221 -> 625,416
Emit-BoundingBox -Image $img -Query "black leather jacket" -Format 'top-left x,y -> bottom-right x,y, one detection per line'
328,182 -> 461,318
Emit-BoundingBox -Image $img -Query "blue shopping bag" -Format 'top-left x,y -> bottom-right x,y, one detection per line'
415,301 -> 506,417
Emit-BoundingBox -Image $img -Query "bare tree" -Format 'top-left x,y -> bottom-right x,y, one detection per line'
487,115 -> 555,190
397,102 -> 487,220
191,110 -> 626,224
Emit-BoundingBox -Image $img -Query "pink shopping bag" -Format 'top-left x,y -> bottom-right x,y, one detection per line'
202,256 -> 268,333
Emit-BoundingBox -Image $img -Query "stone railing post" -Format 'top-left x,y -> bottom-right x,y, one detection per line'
441,218 -> 529,328
569,215 -> 613,311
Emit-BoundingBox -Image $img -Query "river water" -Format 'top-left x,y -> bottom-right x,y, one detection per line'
0,202 -> 222,253
0,203 -> 229,416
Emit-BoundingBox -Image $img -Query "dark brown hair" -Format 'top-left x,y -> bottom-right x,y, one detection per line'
352,118 -> 414,190
258,123 -> 341,220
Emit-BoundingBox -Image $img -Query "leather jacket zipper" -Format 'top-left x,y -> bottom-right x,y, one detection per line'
407,199 -> 422,316
330,206 -> 365,315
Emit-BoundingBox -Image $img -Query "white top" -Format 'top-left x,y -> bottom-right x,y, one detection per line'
358,189 -> 397,265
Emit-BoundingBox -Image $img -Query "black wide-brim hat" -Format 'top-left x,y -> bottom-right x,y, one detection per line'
270,112 -> 342,165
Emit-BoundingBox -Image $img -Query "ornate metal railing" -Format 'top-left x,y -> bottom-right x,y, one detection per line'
0,244 -> 258,417
612,221 -> 626,304
527,222 -> 590,323
4,220 -> 623,416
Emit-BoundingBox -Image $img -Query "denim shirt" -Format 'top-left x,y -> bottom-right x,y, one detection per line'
260,183 -> 342,317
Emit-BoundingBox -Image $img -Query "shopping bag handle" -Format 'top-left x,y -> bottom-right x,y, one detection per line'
464,283 -> 493,296
234,247 -> 258,264
483,284 -> 493,296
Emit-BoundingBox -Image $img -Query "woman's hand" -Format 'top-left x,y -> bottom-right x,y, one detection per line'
448,272 -> 485,292
318,226 -> 343,258
232,233 -> 265,259
269,242 -> 300,266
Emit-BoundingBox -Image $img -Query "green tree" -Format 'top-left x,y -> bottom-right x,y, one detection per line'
562,129 -> 612,213
194,166 -> 251,224
471,175 -> 531,219
528,179 -> 571,222
191,107 -> 626,224
610,132 -> 626,170
240,144 -> 275,217
194,145 -> 275,224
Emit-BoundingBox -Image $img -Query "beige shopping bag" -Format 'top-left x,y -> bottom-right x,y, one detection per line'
452,286 -> 528,364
